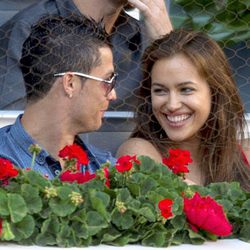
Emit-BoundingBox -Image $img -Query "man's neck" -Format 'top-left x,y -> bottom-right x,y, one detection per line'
72,0 -> 123,33
21,103 -> 76,160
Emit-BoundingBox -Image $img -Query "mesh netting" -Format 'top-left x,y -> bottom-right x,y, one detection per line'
0,0 -> 249,135
170,0 -> 250,112
0,0 -> 250,189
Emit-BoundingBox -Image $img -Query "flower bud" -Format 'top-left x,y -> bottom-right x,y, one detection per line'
28,144 -> 42,155
115,200 -> 127,214
44,186 -> 58,198
69,191 -> 84,206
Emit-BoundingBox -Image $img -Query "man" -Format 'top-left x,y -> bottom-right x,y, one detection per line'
0,15 -> 117,179
0,0 -> 172,110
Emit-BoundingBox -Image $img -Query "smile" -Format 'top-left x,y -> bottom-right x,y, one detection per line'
166,114 -> 191,123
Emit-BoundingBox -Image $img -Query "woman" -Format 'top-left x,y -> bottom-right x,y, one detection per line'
117,29 -> 250,191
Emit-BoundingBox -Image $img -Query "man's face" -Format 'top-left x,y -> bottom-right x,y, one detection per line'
70,47 -> 117,133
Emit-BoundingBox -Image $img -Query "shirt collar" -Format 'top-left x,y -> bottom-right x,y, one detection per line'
10,115 -> 101,170
9,114 -> 41,159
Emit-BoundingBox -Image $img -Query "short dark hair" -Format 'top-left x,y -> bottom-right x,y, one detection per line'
20,15 -> 111,102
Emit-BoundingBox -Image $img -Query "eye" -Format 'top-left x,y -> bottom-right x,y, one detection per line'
105,75 -> 112,82
105,73 -> 116,83
180,87 -> 194,94
151,86 -> 168,96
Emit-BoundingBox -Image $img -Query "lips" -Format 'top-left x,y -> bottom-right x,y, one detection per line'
167,114 -> 190,123
164,114 -> 191,127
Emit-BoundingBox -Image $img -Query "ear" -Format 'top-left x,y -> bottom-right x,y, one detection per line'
62,73 -> 75,98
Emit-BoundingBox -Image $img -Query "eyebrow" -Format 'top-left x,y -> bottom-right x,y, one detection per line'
152,81 -> 196,87
103,71 -> 115,78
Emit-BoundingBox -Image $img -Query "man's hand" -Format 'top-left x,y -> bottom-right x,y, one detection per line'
128,0 -> 173,40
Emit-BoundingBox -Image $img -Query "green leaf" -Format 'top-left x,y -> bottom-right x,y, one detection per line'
146,191 -> 165,204
171,15 -> 190,28
72,221 -> 89,240
171,215 -> 186,230
138,206 -> 156,222
141,177 -> 158,195
21,184 -> 43,214
171,0 -> 250,44
56,223 -> 78,247
8,193 -> 28,223
35,216 -> 60,246
40,216 -> 60,234
239,222 -> 250,242
242,199 -> 250,210
100,226 -> 121,243
49,193 -> 76,217
11,215 -> 35,241
141,231 -> 165,247
191,15 -> 214,29
35,233 -> 57,246
188,229 -> 206,243
24,170 -> 50,189
111,209 -> 134,230
1,221 -> 15,241
57,186 -> 73,200
127,183 -> 140,196
112,233 -> 131,246
89,190 -> 110,221
0,189 -> 9,216
86,211 -> 108,236
116,188 -> 132,202
138,156 -> 159,174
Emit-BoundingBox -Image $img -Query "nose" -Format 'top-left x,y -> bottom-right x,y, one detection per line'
107,88 -> 117,101
166,92 -> 182,112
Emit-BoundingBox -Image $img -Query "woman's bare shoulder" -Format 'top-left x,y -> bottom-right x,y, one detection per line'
116,138 -> 162,163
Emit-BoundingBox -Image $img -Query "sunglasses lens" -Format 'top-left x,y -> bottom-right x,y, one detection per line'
106,73 -> 117,94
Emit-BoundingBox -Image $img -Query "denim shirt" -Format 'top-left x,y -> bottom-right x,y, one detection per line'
0,0 -> 147,110
0,115 -> 116,179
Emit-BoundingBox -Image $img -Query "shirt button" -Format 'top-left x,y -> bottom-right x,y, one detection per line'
37,154 -> 45,164
54,170 -> 61,176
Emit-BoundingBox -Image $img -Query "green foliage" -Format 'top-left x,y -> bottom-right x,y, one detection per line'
171,0 -> 250,45
0,156 -> 249,247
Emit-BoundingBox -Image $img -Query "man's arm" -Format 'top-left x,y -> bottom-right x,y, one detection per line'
128,0 -> 173,40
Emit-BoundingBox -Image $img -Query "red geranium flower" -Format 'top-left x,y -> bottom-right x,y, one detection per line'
0,219 -> 2,237
183,192 -> 232,236
162,149 -> 192,175
0,158 -> 18,183
115,155 -> 141,173
60,170 -> 96,184
59,144 -> 89,170
158,198 -> 174,219
103,167 -> 110,188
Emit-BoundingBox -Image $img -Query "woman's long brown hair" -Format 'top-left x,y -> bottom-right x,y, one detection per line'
131,29 -> 250,191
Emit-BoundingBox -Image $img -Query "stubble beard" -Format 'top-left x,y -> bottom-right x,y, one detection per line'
109,0 -> 128,7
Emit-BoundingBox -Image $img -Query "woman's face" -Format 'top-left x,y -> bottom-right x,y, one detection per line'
151,53 -> 211,142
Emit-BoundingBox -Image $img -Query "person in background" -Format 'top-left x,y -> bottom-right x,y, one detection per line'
0,15 -> 117,179
0,0 -> 172,110
116,29 -> 250,191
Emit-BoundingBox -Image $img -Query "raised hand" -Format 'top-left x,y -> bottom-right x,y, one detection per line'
128,0 -> 173,40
